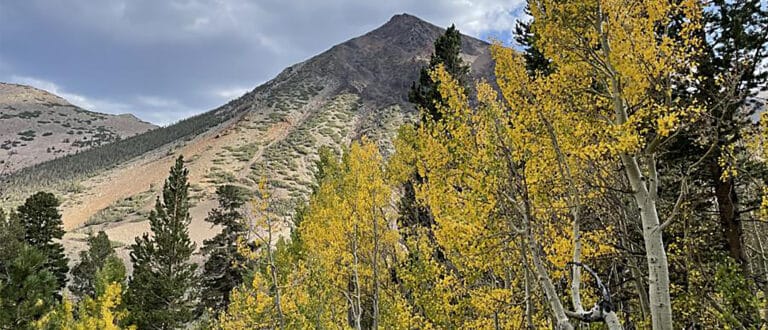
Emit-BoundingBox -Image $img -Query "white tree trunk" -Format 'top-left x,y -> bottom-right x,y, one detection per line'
266,215 -> 285,330
351,224 -> 362,330
605,311 -> 623,329
371,205 -> 381,330
526,232 -> 574,330
620,154 -> 673,329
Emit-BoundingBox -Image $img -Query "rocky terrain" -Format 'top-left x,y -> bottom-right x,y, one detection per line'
0,14 -> 494,268
0,83 -> 156,173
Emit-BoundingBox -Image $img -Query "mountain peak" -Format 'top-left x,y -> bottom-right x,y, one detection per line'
1,14 -> 494,235
253,14 -> 492,108
370,13 -> 440,41
386,13 -> 426,25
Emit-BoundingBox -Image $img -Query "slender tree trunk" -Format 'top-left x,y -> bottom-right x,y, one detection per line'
266,215 -> 285,330
371,205 -> 380,330
620,154 -> 673,329
540,110 -> 622,329
619,206 -> 651,321
630,262 -> 651,321
597,0 -> 673,323
516,179 -> 572,329
524,265 -> 534,330
526,232 -> 574,330
520,196 -> 573,330
518,239 -> 536,330
604,36 -> 672,326
571,221 -> 585,314
619,207 -> 651,321
752,220 -> 768,323
351,224 -> 362,330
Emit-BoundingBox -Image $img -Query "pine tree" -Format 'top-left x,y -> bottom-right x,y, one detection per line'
513,5 -> 552,76
69,230 -> 119,299
401,24 -> 470,234
0,209 -> 59,329
0,209 -> 24,272
313,146 -> 340,192
655,1 -> 768,326
0,244 -> 58,329
16,191 -> 68,290
408,24 -> 470,123
199,184 -> 249,315
398,25 -> 470,292
125,156 -> 198,329
694,0 -> 768,274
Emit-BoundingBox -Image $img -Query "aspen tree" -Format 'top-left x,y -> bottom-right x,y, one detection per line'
521,1 -> 702,328
407,0 -> 703,325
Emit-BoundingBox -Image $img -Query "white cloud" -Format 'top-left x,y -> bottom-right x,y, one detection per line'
136,95 -> 183,108
438,0 -> 526,38
8,0 -> 526,52
143,109 -> 203,127
6,75 -> 133,115
212,86 -> 252,100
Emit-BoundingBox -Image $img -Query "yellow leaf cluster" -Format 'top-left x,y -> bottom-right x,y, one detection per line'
35,283 -> 134,330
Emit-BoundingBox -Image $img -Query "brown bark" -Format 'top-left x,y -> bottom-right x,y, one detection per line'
711,162 -> 748,274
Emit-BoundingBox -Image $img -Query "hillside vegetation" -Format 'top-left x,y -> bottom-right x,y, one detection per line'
0,83 -> 156,173
0,105 -> 242,204
4,3 -> 767,329
0,13 -> 492,222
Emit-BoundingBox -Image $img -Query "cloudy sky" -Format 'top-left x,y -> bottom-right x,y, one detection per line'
0,0 -> 527,125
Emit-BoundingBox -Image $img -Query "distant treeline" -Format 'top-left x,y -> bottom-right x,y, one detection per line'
0,101 -> 249,200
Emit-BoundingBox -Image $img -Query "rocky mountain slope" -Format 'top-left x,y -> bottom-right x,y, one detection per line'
0,83 -> 156,173
0,14 -> 494,266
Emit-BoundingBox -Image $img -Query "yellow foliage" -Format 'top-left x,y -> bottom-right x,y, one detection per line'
219,139 -> 411,328
217,0 -> 706,327
754,113 -> 768,221
35,282 -> 134,330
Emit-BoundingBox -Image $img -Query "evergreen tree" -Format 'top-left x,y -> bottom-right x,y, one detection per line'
408,24 -> 470,123
400,25 -> 469,262
69,230 -> 119,299
0,209 -> 24,273
397,26 -> 472,304
199,184 -> 249,315
402,24 -> 470,228
313,146 -> 341,191
125,156 -> 198,329
16,191 -> 69,290
694,0 -> 768,274
0,244 -> 58,329
513,5 -> 552,76
654,1 -> 768,326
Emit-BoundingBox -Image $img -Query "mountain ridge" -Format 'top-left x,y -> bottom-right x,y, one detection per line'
0,82 -> 157,173
0,14 -> 495,268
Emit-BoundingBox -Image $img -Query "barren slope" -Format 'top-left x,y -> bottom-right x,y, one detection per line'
0,83 -> 156,173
